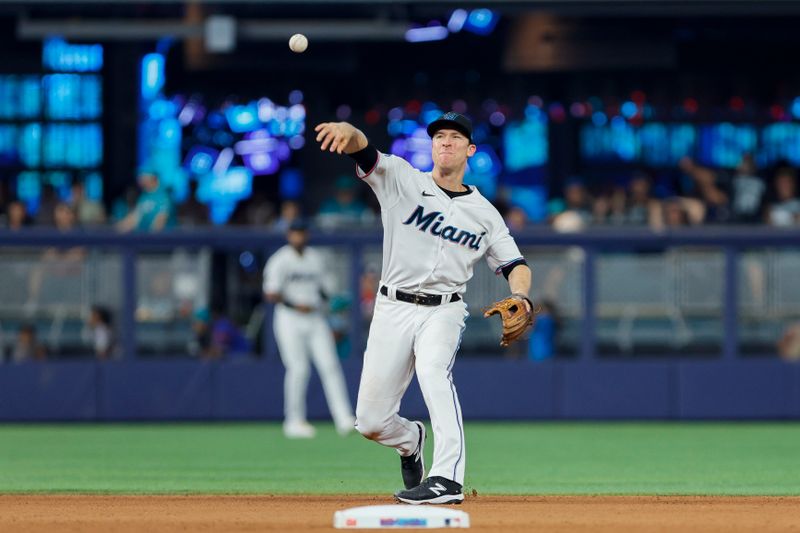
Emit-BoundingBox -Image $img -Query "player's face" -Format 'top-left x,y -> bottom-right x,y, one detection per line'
431,129 -> 476,171
287,229 -> 308,249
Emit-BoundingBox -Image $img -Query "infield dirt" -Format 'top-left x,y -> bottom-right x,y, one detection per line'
2,494 -> 799,532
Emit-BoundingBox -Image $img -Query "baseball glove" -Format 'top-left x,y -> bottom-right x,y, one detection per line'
483,294 -> 535,347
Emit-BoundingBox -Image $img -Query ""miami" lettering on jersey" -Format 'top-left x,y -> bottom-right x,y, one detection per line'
402,205 -> 485,250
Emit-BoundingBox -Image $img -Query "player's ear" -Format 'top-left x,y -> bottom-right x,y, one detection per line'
467,144 -> 477,157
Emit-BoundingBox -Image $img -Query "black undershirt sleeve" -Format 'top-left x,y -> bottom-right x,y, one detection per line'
347,145 -> 379,174
501,259 -> 528,280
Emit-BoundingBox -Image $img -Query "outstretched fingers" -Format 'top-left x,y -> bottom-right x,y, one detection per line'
333,133 -> 348,153
315,123 -> 350,153
315,124 -> 336,151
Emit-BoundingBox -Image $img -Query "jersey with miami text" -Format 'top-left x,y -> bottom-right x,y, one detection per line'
357,152 -> 523,295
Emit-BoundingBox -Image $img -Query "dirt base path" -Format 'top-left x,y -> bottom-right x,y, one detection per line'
2,495 -> 799,532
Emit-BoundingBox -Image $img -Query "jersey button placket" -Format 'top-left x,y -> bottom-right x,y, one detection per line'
430,201 -> 452,286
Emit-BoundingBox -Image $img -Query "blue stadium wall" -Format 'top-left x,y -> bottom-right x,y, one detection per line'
2,358 -> 799,421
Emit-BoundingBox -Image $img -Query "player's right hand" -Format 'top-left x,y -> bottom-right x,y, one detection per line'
314,122 -> 366,154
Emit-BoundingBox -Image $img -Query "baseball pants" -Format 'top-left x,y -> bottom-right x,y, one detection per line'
274,306 -> 354,433
355,292 -> 468,485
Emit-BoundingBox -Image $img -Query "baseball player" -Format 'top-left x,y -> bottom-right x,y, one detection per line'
314,112 -> 532,504
263,219 -> 356,439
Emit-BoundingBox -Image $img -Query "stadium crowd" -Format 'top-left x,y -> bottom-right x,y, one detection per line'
2,154 -> 800,363
1,155 -> 799,234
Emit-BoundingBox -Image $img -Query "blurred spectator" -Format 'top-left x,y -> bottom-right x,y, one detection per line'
552,211 -> 586,233
595,171 -> 664,229
136,270 -> 175,321
549,177 -> 593,231
661,196 -> 706,228
680,155 -> 766,224
70,181 -> 106,227
111,185 -> 140,222
176,180 -> 210,227
244,192 -> 275,226
327,295 -> 351,359
190,307 -> 251,359
592,186 -> 623,226
6,200 -> 30,231
777,321 -> 800,361
316,176 -> 375,229
504,206 -> 529,233
189,309 -> 211,357
26,203 -> 86,311
11,324 -> 46,363
728,155 -> 768,223
768,167 -> 800,227
528,300 -> 558,361
34,184 -> 59,227
626,172 -> 664,228
116,170 -> 176,232
53,202 -> 78,232
85,305 -> 114,359
271,200 -> 302,233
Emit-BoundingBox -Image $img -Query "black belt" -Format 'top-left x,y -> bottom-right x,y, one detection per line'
380,285 -> 460,306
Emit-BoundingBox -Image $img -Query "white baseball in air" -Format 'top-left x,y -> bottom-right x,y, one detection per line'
289,33 -> 308,53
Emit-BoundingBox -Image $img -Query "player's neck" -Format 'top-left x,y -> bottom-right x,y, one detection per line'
432,168 -> 467,193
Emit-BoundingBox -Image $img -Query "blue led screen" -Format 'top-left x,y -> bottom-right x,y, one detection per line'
0,39 -> 104,212
580,121 -> 800,168
0,76 -> 41,119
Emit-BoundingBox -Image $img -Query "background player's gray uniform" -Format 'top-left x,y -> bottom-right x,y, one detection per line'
263,245 -> 355,436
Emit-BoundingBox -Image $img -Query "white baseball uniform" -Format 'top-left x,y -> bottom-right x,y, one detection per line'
263,245 -> 355,434
353,151 -> 524,485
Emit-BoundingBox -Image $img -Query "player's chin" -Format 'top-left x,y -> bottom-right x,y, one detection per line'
443,163 -> 466,175
435,157 -> 459,170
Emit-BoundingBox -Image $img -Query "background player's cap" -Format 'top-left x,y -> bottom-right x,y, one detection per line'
426,112 -> 473,143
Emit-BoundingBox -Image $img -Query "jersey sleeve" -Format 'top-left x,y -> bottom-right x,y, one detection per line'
356,151 -> 411,209
262,252 -> 284,295
484,212 -> 525,275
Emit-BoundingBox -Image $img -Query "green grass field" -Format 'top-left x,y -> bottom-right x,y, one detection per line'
0,422 -> 798,495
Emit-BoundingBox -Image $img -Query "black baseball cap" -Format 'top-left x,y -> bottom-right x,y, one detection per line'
426,112 -> 473,143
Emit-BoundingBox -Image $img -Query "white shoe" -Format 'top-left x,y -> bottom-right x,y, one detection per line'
283,421 -> 316,439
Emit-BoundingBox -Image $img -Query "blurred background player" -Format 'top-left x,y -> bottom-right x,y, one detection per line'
263,219 -> 355,438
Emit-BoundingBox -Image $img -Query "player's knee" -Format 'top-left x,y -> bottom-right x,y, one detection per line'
355,421 -> 383,441
415,365 -> 448,389
285,362 -> 310,379
315,359 -> 338,376
354,412 -> 386,440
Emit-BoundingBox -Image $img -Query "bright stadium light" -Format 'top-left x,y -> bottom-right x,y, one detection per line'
405,25 -> 448,43
447,9 -> 468,33
463,9 -> 498,36
140,53 -> 164,100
